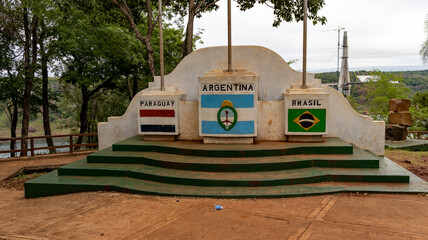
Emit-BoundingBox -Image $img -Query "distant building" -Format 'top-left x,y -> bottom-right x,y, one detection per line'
356,75 -> 378,83
356,75 -> 397,84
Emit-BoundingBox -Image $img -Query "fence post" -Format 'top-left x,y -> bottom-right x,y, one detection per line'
30,138 -> 34,157
69,135 -> 73,153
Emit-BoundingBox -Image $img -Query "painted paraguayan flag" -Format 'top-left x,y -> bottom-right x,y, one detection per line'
138,98 -> 179,135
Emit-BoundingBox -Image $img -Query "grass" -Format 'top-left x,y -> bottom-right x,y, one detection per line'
11,170 -> 47,181
1,167 -> 56,190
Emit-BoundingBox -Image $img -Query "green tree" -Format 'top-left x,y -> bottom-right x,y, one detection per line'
56,6 -> 145,145
1,0 -> 47,155
0,75 -> 22,157
0,0 -> 41,155
37,0 -> 61,152
1,0 -> 25,156
170,0 -> 220,58
365,71 -> 411,121
236,0 -> 327,27
409,92 -> 428,131
55,0 -> 184,143
413,92 -> 428,106
112,0 -> 168,81
421,14 -> 428,64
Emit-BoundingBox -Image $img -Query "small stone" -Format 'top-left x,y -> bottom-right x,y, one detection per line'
385,124 -> 407,141
389,99 -> 411,112
388,111 -> 412,126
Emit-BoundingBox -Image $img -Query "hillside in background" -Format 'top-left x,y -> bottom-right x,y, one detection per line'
315,70 -> 428,94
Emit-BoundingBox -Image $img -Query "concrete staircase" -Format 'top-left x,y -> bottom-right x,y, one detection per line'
25,136 -> 411,198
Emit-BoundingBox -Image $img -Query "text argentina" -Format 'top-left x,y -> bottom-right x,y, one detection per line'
202,83 -> 254,92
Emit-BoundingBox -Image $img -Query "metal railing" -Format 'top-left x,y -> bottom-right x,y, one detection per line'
408,131 -> 428,140
0,133 -> 98,158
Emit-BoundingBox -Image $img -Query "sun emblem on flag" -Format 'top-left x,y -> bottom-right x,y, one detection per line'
293,110 -> 320,131
217,100 -> 238,131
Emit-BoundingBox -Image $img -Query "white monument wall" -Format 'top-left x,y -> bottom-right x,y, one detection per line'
98,46 -> 385,155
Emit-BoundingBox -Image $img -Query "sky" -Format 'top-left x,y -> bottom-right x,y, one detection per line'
192,0 -> 428,72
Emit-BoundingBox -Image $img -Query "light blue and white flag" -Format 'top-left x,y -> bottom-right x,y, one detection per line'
199,93 -> 256,136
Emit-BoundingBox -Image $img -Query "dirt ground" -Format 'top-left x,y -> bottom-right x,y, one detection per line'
1,150 -> 428,239
0,171 -> 48,190
385,149 -> 428,181
0,189 -> 428,240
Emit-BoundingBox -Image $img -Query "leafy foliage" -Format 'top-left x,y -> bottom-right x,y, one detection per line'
236,0 -> 327,27
317,70 -> 428,94
54,0 -> 184,134
318,70 -> 427,130
421,14 -> 428,64
364,71 -> 411,121
409,92 -> 428,131
318,71 -> 412,121
395,70 -> 428,94
413,92 -> 428,107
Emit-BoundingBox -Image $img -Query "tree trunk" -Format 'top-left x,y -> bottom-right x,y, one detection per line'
75,85 -> 89,149
183,0 -> 195,58
112,0 -> 157,80
20,11 -> 38,156
126,76 -> 133,101
132,75 -> 138,99
89,98 -> 98,145
9,99 -> 18,158
144,38 -> 156,80
40,31 -> 56,153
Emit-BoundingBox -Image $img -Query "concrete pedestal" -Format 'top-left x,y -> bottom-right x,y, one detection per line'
199,69 -> 259,143
284,86 -> 329,141
138,91 -> 185,137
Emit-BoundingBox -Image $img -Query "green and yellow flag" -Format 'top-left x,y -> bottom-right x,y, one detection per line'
288,109 -> 326,133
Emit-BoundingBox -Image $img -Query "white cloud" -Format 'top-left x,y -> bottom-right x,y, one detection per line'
193,0 -> 428,72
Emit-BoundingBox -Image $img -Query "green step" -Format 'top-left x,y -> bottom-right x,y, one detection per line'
58,159 -> 409,187
24,170 -> 414,199
112,136 -> 353,157
87,146 -> 378,171
25,136 -> 423,198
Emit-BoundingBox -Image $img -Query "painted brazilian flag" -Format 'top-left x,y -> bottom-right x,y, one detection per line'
288,109 -> 326,132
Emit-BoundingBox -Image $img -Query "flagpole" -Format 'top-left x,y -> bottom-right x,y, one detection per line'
159,0 -> 165,91
227,0 -> 232,72
302,0 -> 308,88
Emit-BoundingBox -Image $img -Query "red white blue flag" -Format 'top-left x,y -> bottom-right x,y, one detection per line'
138,99 -> 178,135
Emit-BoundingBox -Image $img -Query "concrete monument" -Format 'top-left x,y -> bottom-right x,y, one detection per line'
98,46 -> 385,155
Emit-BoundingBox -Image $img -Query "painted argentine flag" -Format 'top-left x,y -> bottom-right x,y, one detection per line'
199,94 -> 256,136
